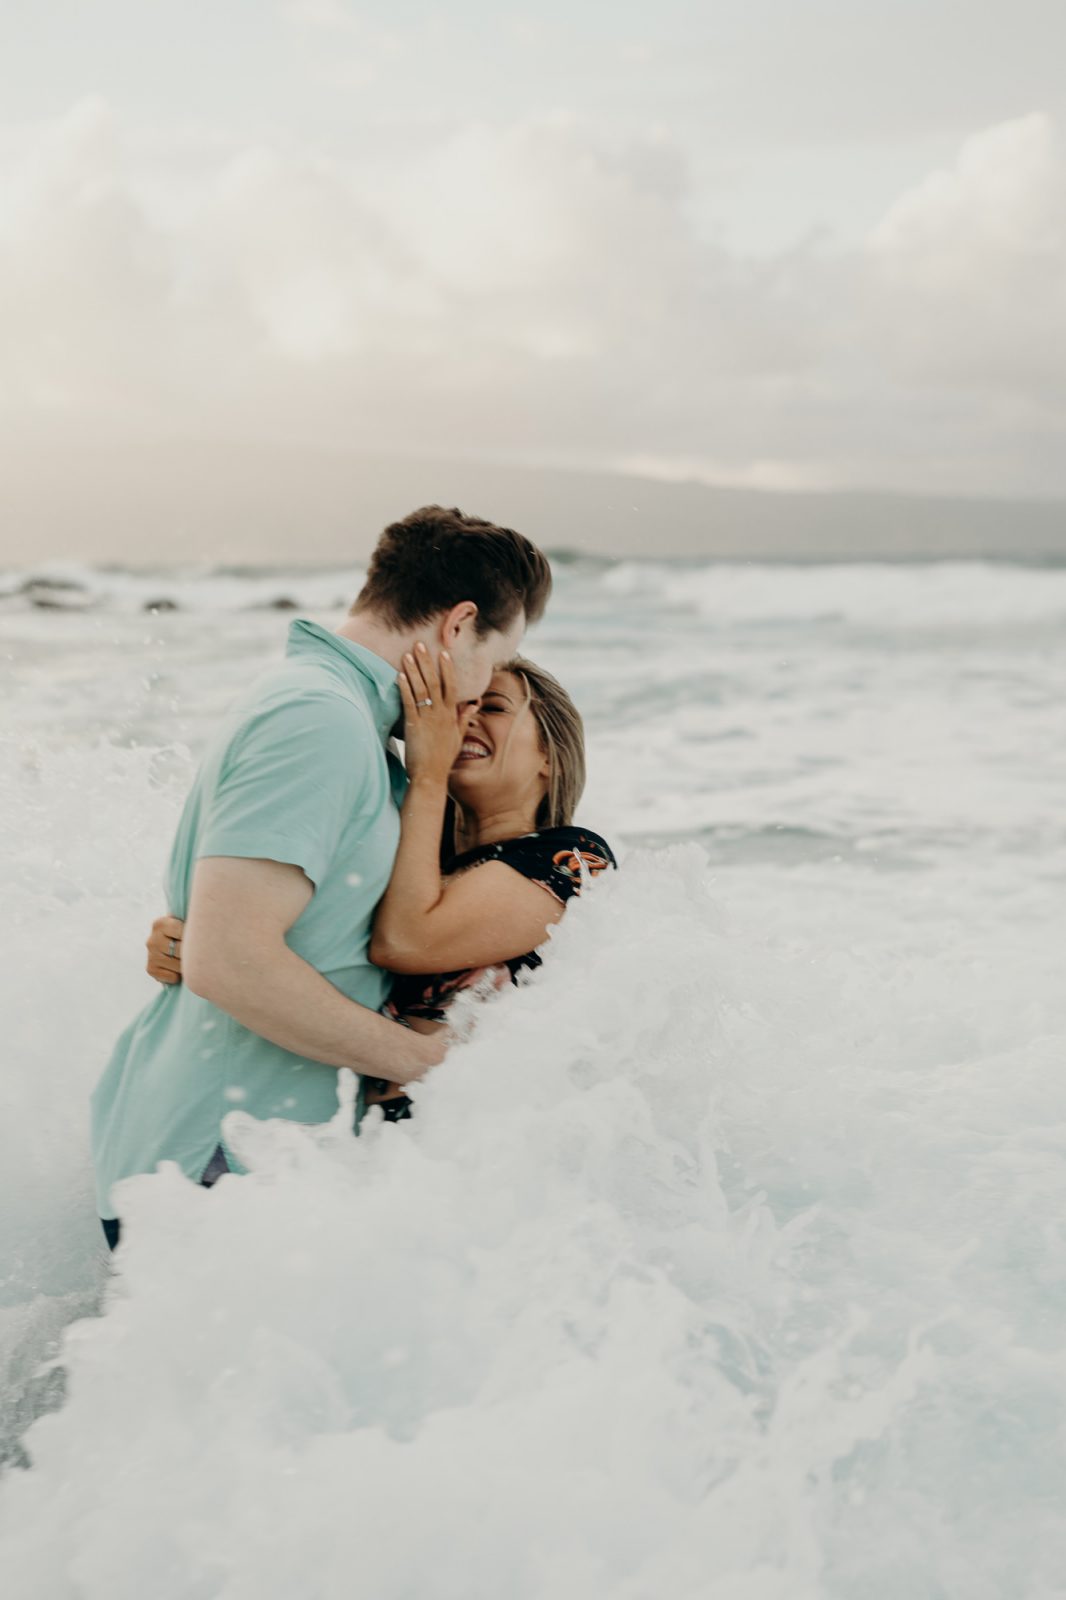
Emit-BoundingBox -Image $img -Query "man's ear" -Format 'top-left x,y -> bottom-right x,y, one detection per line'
442,601 -> 479,645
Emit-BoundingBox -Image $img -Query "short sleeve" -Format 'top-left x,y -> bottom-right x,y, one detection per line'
492,828 -> 616,906
197,693 -> 371,887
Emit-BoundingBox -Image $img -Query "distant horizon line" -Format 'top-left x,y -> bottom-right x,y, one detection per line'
5,552 -> 1066,579
4,437 -> 1066,566
10,422 -> 1066,510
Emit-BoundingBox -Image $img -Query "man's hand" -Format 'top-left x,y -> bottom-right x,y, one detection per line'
146,914 -> 185,985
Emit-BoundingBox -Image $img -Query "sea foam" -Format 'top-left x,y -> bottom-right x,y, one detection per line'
2,561 -> 1065,1596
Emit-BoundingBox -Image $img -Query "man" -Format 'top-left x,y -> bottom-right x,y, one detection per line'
91,506 -> 552,1244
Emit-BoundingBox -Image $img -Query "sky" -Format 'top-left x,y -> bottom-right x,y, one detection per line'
2,0 -> 1066,551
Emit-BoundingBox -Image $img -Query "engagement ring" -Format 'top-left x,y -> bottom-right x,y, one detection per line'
416,698 -> 433,707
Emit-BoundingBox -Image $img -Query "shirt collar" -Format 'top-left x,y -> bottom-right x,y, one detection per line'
286,619 -> 401,742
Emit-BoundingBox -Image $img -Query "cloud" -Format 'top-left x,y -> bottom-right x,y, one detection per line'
0,100 -> 180,416
866,113 -> 1066,397
278,0 -> 358,29
1,99 -> 1064,502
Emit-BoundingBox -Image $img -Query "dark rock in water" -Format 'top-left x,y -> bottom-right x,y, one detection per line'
23,580 -> 93,611
264,597 -> 299,610
20,577 -> 93,611
143,598 -> 180,612
19,576 -> 86,595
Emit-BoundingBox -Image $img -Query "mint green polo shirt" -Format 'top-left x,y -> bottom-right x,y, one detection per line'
91,620 -> 406,1220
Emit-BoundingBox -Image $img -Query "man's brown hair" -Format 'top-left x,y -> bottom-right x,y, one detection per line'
352,506 -> 552,635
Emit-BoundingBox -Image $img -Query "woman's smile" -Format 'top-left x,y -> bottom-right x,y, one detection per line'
455,732 -> 492,764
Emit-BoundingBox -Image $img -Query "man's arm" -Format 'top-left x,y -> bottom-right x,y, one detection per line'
182,855 -> 443,1084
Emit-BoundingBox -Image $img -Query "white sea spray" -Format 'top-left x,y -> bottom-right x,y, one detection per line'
1,560 -> 1065,1596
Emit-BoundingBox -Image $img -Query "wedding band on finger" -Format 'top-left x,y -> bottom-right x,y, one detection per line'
167,938 -> 178,958
416,698 -> 433,707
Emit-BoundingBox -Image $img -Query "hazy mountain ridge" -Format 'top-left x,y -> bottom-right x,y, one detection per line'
3,436 -> 1065,565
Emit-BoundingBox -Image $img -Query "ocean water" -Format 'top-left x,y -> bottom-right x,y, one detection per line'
1,558 -> 1065,1598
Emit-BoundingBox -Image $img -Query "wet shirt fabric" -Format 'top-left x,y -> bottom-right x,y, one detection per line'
91,620 -> 406,1220
385,826 -> 616,1027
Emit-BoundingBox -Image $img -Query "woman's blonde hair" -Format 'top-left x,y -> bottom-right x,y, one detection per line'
506,656 -> 586,829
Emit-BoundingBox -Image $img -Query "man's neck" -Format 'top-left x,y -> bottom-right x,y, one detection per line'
335,612 -> 420,673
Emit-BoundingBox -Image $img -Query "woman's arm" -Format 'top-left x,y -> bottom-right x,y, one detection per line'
369,646 -> 566,975
371,759 -> 566,974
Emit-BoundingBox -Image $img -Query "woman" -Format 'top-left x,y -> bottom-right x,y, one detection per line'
147,651 -> 615,1118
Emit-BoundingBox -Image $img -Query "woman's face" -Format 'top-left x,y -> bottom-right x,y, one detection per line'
448,670 -> 548,820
